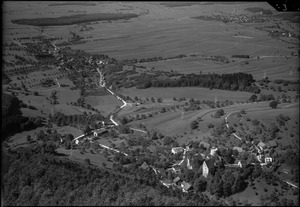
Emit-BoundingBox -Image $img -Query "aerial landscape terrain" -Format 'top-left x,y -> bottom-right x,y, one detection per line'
2,1 -> 299,206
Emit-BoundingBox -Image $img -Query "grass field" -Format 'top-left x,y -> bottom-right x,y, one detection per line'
56,147 -> 113,169
85,94 -> 122,116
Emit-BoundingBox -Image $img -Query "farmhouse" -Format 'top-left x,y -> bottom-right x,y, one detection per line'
258,142 -> 266,151
181,181 -> 192,193
173,176 -> 181,184
140,162 -> 149,170
210,147 -> 218,156
93,129 -> 108,137
171,147 -> 184,154
202,159 -> 216,178
266,140 -> 277,148
233,146 -> 244,153
199,141 -> 210,150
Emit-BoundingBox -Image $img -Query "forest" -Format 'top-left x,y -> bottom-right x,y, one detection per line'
11,13 -> 138,26
135,72 -> 261,94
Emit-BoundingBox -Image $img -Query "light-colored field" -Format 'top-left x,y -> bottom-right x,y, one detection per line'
119,87 -> 253,102
85,95 -> 122,116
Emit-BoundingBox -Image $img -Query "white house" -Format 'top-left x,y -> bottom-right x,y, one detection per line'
171,147 -> 184,154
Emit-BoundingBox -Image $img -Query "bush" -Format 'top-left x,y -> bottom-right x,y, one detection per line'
207,123 -> 214,128
190,120 -> 198,130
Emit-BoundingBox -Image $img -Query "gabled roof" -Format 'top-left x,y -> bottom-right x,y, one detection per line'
173,176 -> 181,183
267,140 -> 277,147
258,142 -> 266,147
199,141 -> 210,149
140,162 -> 149,170
233,146 -> 244,153
181,181 -> 192,190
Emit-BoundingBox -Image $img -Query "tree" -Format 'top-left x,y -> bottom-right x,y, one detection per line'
26,135 -> 32,142
249,94 -> 257,102
84,158 -> 91,165
214,109 -> 224,118
269,100 -> 278,109
83,125 -> 92,135
190,120 -> 198,130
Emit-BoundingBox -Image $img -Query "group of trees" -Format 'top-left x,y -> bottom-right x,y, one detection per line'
136,72 -> 261,93
49,111 -> 106,128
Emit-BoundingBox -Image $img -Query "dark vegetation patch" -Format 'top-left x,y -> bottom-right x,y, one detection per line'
160,2 -> 201,7
2,93 -> 43,140
273,12 -> 300,23
48,2 -> 97,6
245,7 -> 273,15
12,13 -> 138,26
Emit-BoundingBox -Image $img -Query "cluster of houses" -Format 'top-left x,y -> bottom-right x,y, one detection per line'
138,138 -> 279,193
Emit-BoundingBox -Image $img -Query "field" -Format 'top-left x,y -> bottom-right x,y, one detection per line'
56,147 -> 114,169
138,55 -> 299,81
85,95 -> 122,116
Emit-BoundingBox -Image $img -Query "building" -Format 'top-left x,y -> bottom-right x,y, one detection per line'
173,176 -> 181,184
140,162 -> 149,170
265,157 -> 272,164
233,146 -> 244,153
266,140 -> 277,148
210,147 -> 218,156
171,147 -> 184,154
199,141 -> 210,150
202,159 -> 216,178
93,129 -> 108,137
181,181 -> 192,193
258,142 -> 266,151
160,179 -> 173,188
235,160 -> 247,168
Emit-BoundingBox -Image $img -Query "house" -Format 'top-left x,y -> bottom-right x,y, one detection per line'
233,146 -> 244,153
199,141 -> 210,150
171,147 -> 184,154
173,176 -> 181,184
266,140 -> 277,148
181,181 -> 192,193
265,157 -> 272,164
235,160 -> 247,168
140,162 -> 149,170
160,179 -> 173,188
210,147 -> 218,156
202,159 -> 216,178
93,129 -> 108,137
258,142 -> 266,151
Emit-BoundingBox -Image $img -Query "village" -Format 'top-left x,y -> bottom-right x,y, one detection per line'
42,37 -> 298,195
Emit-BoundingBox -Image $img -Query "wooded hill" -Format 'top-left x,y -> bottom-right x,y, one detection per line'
12,13 -> 138,26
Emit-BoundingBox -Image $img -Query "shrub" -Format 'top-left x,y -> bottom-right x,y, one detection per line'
207,123 -> 214,128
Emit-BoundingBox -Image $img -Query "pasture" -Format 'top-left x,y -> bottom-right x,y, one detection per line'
85,95 -> 122,116
56,147 -> 113,169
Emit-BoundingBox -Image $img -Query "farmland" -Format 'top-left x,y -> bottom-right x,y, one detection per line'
2,1 -> 299,206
